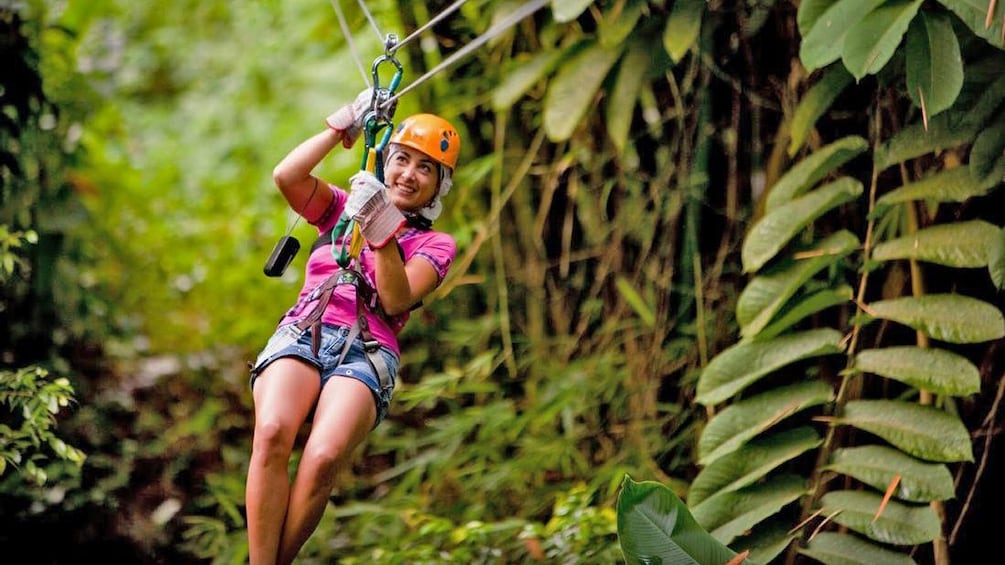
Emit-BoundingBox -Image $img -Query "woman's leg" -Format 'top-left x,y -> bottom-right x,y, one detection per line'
247,358 -> 321,565
276,376 -> 377,565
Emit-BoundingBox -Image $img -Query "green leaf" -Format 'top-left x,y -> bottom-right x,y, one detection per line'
852,346 -> 981,396
737,230 -> 859,338
663,0 -> 704,63
875,163 -> 1005,209
865,294 -> 1005,344
990,227 -> 1005,290
544,42 -> 623,141
797,0 -> 838,37
551,0 -> 594,23
841,0 -> 923,80
742,177 -> 863,273
616,476 -> 745,565
769,135 -> 868,209
696,328 -> 845,406
937,0 -> 1005,48
875,73 -> 1005,170
799,0 -> 886,72
689,427 -> 822,506
698,380 -> 835,465
819,490 -> 941,545
491,49 -> 565,111
838,400 -> 974,462
905,10 -> 963,117
871,220 -> 1002,268
800,531 -> 919,564
599,0 -> 644,48
788,65 -> 854,156
825,445 -> 956,503
606,43 -> 651,154
757,285 -> 855,342
731,520 -> 800,565
615,275 -> 656,327
691,474 -> 808,545
969,111 -> 1005,183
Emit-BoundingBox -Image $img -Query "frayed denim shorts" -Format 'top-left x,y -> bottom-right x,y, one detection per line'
249,323 -> 399,427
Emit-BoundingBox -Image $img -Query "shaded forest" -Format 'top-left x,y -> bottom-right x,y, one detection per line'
2,0 -> 1004,563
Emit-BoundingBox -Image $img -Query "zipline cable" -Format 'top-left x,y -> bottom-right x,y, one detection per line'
330,0 -> 370,86
356,0 -> 386,42
388,0 -> 469,55
383,0 -> 549,107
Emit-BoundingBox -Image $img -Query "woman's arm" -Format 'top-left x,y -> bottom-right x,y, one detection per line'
272,128 -> 342,223
370,243 -> 440,316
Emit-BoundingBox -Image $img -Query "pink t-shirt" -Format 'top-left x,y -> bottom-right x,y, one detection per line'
278,184 -> 456,355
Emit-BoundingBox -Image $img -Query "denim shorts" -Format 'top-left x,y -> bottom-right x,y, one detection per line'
250,323 -> 399,427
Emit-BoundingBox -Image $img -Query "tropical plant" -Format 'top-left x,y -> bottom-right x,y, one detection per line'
687,0 -> 1005,563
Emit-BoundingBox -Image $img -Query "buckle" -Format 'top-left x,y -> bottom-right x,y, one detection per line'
362,339 -> 381,353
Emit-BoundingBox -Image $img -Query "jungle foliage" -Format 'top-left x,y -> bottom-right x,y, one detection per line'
2,0 -> 1003,563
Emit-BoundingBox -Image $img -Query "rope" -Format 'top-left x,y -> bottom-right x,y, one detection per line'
330,0 -> 370,86
384,0 -> 549,106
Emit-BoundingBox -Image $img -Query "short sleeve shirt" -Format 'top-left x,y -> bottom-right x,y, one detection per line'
277,183 -> 456,355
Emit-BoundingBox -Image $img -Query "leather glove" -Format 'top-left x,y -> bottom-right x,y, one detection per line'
346,171 -> 405,248
325,88 -> 372,148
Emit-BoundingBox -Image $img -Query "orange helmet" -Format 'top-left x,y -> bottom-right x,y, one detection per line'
389,113 -> 461,170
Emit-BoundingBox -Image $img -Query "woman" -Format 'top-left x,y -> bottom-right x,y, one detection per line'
245,89 -> 460,564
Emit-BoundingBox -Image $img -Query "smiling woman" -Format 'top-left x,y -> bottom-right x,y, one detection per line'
245,88 -> 462,564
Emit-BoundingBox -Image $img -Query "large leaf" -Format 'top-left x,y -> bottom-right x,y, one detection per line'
875,161 -> 1005,209
841,0 -> 923,80
599,0 -> 645,48
768,135 -> 868,209
991,226 -> 1005,290
799,0 -> 886,71
696,328 -> 845,406
663,0 -> 704,63
799,531 -> 919,564
851,346 -> 981,396
824,445 -> 956,503
871,220 -> 1001,268
742,177 -> 863,273
865,293 -> 1005,344
875,72 -> 1005,169
737,230 -> 859,338
818,490 -> 941,545
698,380 -> 835,465
550,0 -> 593,23
905,10 -> 963,117
788,65 -> 854,156
491,49 -> 565,111
837,400 -> 974,462
938,0 -> 1005,47
969,110 -> 1005,183
797,0 -> 838,36
691,474 -> 808,545
757,285 -> 855,341
616,475 -> 747,565
606,42 -> 651,154
689,427 -> 822,506
543,42 -> 623,141
731,520 -> 800,565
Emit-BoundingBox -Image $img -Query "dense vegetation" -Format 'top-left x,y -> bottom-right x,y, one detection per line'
2,0 -> 1002,563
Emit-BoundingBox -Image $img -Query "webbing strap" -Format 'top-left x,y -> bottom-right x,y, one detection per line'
292,269 -> 394,391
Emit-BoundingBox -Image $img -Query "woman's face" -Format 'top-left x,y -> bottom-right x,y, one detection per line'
384,144 -> 439,212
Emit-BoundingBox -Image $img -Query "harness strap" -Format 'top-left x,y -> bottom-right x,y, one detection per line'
291,268 -> 394,391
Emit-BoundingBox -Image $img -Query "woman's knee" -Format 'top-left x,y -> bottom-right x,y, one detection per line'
252,418 -> 297,459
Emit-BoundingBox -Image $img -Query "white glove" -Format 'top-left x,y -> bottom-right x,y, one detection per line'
346,171 -> 405,248
325,88 -> 372,148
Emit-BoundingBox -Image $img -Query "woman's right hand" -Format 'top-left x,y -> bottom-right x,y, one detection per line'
325,88 -> 373,148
